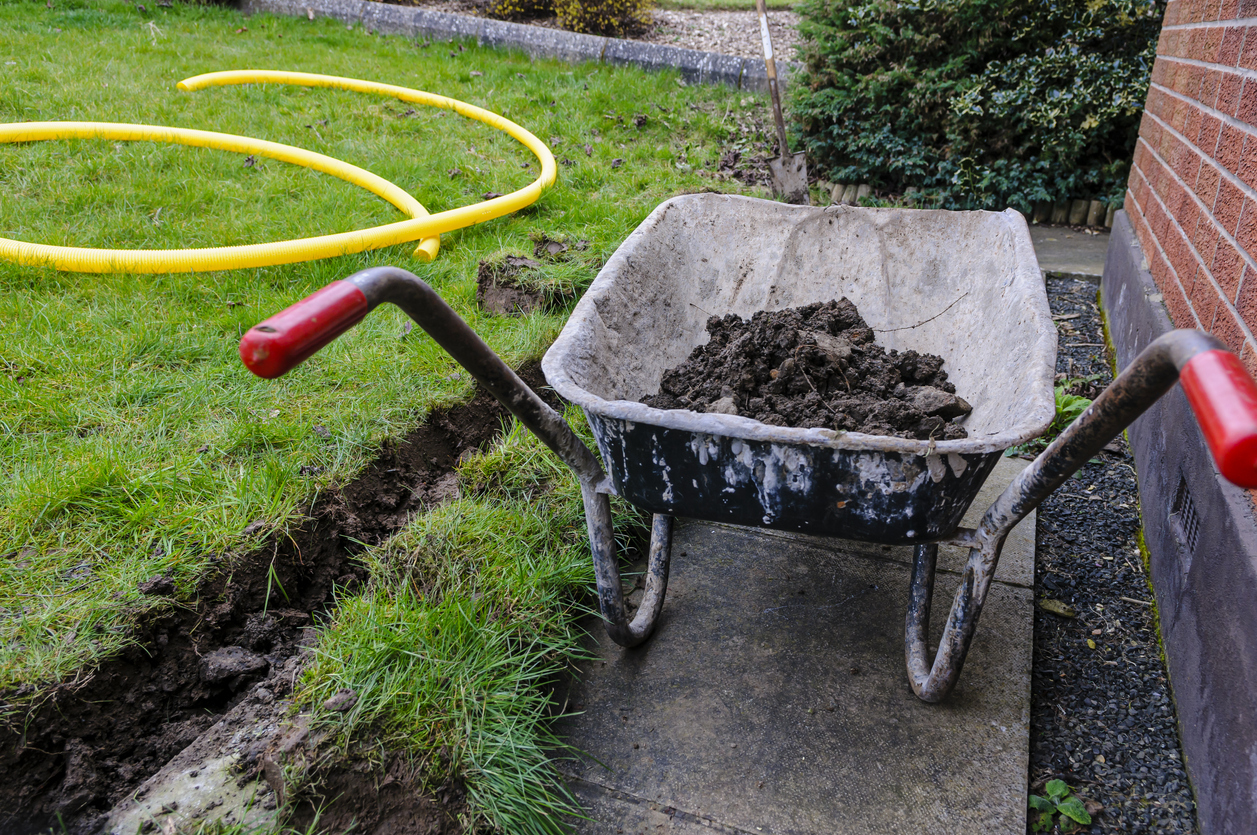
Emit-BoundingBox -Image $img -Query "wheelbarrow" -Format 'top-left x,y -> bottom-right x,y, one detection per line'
240,194 -> 1257,703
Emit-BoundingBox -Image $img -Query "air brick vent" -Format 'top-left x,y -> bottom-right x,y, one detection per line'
1172,475 -> 1200,555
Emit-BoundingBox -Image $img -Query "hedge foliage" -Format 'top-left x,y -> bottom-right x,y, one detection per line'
794,0 -> 1166,211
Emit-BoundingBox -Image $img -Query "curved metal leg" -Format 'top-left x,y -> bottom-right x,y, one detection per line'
583,482 -> 673,647
905,533 -> 1007,703
904,329 -> 1241,702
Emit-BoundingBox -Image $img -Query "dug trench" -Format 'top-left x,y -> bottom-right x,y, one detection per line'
0,364 -> 560,835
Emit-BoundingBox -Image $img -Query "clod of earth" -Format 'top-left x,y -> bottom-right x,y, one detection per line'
137,576 -> 175,596
533,237 -> 568,258
476,255 -> 546,315
642,299 -> 972,440
322,688 -> 357,713
475,252 -> 578,316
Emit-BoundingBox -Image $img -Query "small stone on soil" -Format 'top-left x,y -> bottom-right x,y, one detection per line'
323,688 -> 358,713
137,576 -> 175,596
199,647 -> 268,685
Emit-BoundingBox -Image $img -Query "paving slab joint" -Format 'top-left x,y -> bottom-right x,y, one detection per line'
565,774 -> 756,835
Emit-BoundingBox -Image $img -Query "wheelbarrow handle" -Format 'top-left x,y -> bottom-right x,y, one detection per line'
240,281 -> 370,379
239,266 -> 673,649
982,329 -> 1257,544
1179,348 -> 1257,487
240,268 -> 604,482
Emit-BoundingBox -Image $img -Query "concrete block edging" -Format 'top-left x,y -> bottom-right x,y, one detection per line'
238,0 -> 798,91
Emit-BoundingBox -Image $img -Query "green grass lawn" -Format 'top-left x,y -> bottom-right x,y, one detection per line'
0,1 -> 771,829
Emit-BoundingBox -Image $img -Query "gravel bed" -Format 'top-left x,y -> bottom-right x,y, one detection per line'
386,2 -> 803,61
1030,274 -> 1197,834
638,9 -> 801,61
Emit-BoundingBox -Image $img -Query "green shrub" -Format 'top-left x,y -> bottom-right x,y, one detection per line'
794,0 -> 1165,212
484,0 -> 554,22
483,0 -> 653,37
552,0 -> 653,35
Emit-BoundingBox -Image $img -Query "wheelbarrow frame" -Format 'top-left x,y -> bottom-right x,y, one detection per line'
241,267 -> 1257,703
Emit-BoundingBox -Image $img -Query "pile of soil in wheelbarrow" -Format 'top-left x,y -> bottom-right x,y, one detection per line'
642,299 -> 972,440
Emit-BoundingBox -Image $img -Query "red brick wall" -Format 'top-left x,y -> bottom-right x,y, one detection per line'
1125,0 -> 1257,373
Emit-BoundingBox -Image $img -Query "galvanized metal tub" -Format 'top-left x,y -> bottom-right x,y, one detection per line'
542,194 -> 1057,544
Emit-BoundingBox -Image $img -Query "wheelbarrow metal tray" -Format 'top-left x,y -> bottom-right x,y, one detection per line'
543,195 -> 1056,544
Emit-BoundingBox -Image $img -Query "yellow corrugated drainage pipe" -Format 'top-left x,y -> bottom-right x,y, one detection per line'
0,70 -> 557,274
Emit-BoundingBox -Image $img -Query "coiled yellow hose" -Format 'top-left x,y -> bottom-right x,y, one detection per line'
0,70 -> 557,274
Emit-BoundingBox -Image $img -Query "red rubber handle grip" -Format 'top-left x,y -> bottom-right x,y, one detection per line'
239,281 -> 369,379
1180,349 -> 1257,488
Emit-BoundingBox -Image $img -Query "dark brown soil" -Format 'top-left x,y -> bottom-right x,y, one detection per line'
477,255 -> 548,315
0,365 -> 557,835
475,244 -> 583,316
641,299 -> 972,440
287,755 -> 465,835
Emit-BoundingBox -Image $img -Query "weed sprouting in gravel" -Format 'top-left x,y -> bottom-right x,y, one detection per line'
1030,779 -> 1094,832
1006,380 -> 1096,456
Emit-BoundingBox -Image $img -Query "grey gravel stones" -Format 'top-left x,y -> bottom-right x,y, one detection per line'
1031,275 -> 1198,834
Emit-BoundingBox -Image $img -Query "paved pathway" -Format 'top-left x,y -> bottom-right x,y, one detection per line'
557,458 -> 1034,834
1030,226 -> 1109,278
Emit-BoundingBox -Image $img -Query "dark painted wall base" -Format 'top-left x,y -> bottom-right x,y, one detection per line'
1102,211 -> 1257,835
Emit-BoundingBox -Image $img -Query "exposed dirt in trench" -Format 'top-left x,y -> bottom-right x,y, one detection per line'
285,754 -> 467,835
641,299 -> 972,440
0,365 -> 557,835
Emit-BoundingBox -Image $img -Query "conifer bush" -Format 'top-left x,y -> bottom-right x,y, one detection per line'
794,0 -> 1165,212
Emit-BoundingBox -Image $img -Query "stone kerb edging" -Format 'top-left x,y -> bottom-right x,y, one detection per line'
238,0 -> 795,92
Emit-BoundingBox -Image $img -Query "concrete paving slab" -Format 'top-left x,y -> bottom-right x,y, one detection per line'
557,459 -> 1033,835
360,1 -> 418,37
1029,225 -> 1109,278
244,0 -> 365,26
602,40 -> 747,88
